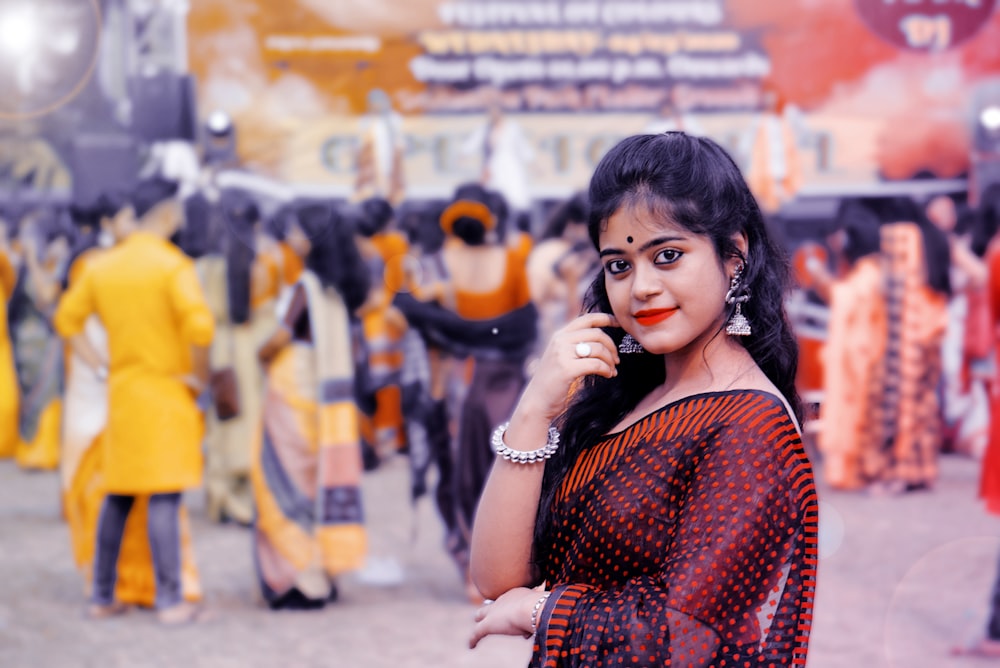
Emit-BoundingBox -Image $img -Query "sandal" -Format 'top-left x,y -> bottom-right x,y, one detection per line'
157,601 -> 212,626
85,601 -> 130,620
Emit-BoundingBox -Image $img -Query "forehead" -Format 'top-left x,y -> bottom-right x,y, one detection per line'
599,199 -> 687,245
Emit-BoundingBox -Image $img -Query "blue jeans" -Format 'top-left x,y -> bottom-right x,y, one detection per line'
91,493 -> 183,609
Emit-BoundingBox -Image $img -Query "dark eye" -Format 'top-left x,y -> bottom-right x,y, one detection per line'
654,248 -> 682,265
605,259 -> 630,275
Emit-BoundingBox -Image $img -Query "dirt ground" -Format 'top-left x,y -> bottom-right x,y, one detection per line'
1,453 -> 999,668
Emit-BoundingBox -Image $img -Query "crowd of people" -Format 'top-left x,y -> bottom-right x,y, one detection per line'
6,122 -> 1000,662
795,187 -> 1000,500
0,150 -> 604,624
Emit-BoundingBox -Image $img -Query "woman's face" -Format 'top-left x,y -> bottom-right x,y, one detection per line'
598,202 -> 740,357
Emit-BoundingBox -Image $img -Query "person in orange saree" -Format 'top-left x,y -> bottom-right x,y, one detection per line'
864,198 -> 950,494
253,201 -> 370,609
0,214 -> 18,458
411,187 -> 536,600
815,200 -> 885,489
54,177 -> 214,625
355,196 -> 410,464
59,191 -> 203,609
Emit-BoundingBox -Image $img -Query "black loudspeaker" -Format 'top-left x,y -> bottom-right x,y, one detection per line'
129,72 -> 198,142
70,132 -> 140,207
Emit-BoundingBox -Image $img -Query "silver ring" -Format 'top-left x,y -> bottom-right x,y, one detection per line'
574,342 -> 592,358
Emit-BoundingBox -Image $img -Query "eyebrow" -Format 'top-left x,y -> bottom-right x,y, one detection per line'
599,235 -> 686,258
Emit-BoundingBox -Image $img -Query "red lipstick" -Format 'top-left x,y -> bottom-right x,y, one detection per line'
633,308 -> 677,326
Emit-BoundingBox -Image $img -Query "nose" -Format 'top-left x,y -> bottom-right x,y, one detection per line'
630,261 -> 663,301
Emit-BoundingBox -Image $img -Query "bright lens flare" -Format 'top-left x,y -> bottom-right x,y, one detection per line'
0,7 -> 39,57
981,105 -> 1000,132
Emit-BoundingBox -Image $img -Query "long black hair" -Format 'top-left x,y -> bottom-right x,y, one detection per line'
221,190 -> 259,325
540,191 -> 589,241
532,132 -> 802,569
863,196 -> 951,297
972,184 -> 1000,258
835,198 -> 882,266
294,200 -> 371,313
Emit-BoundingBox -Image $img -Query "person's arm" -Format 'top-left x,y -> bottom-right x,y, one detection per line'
953,237 -> 988,288
258,283 -> 306,366
471,404 -> 818,666
170,262 -> 215,393
53,264 -> 97,351
469,312 -> 619,600
0,250 -> 15,301
187,344 -> 210,395
66,333 -> 107,378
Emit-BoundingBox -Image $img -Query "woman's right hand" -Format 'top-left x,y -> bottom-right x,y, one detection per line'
516,312 -> 620,423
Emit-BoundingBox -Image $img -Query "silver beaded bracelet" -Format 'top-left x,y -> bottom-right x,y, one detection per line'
530,591 -> 551,635
490,421 -> 560,464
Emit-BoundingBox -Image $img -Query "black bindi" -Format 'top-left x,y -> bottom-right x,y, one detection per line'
626,236 -> 634,244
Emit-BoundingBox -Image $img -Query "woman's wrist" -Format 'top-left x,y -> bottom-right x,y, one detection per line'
529,590 -> 552,636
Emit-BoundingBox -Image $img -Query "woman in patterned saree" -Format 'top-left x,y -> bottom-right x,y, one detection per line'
468,132 -> 818,666
253,201 -> 371,609
11,210 -> 71,470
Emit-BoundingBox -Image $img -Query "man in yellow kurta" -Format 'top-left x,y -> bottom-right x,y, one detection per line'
54,177 -> 214,625
0,243 -> 18,457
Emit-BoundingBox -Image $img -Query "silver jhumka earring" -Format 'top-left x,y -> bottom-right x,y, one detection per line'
725,265 -> 752,337
618,333 -> 645,354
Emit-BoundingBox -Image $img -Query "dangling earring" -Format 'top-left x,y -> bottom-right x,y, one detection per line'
618,333 -> 645,354
725,265 -> 752,337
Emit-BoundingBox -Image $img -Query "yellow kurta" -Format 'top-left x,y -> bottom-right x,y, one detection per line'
0,250 -> 18,458
54,232 -> 214,494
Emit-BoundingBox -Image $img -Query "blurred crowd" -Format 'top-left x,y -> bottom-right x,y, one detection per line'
1,121 -> 999,624
0,156 -> 601,617
793,187 -> 1000,500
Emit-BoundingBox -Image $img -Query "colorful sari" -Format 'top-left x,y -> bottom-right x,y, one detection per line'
818,256 -> 885,489
251,270 -> 366,608
358,232 -> 410,460
864,222 -> 948,490
60,249 -> 202,606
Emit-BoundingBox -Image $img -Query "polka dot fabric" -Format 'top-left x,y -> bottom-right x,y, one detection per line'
531,390 -> 818,667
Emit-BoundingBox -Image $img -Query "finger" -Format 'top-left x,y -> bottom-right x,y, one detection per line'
571,331 -> 620,363
567,312 -> 618,331
566,335 -> 620,369
469,624 -> 485,650
570,356 -> 618,379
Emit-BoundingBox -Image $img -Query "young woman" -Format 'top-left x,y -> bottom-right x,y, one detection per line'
468,132 -> 818,666
202,191 -> 280,525
253,200 -> 371,609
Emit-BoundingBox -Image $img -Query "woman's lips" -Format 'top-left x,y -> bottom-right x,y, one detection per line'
634,308 -> 678,326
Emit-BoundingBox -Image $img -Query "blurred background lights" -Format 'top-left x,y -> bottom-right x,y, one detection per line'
981,105 -> 1000,132
0,5 -> 40,58
206,109 -> 232,135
